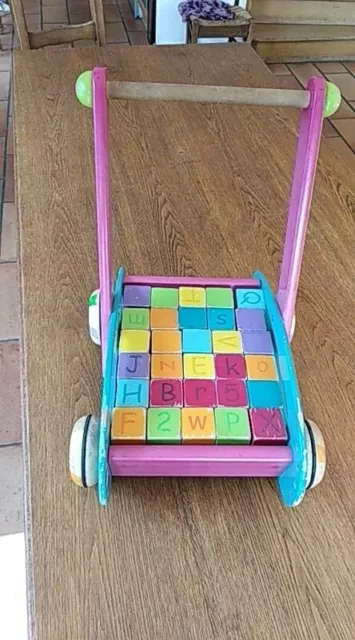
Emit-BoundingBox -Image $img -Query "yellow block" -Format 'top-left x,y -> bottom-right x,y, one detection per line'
150,308 -> 178,329
151,330 -> 181,353
182,408 -> 215,443
119,330 -> 150,353
151,354 -> 183,379
212,331 -> 242,354
245,355 -> 278,380
111,407 -> 146,443
183,354 -> 215,379
179,287 -> 206,307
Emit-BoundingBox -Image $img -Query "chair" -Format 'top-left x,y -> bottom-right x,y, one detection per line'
186,6 -> 254,45
10,0 -> 106,49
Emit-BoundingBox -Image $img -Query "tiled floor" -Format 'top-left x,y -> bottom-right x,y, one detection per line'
1,1 -> 355,535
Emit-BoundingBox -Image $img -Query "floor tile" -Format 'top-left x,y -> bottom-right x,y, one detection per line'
288,63 -> 322,88
106,22 -> 129,43
316,62 -> 346,74
0,341 -> 21,445
268,63 -> 290,75
325,73 -> 355,102
1,202 -> 17,260
344,62 -> 355,75
0,533 -> 27,638
4,153 -> 14,202
0,445 -> 24,536
42,5 -> 69,23
104,4 -> 122,22
0,52 -> 11,72
277,74 -> 302,89
322,119 -> 338,138
332,119 -> 355,151
0,136 -> 5,156
128,30 -> 149,45
330,99 -> 354,120
0,71 -> 10,101
0,262 -> 20,341
0,100 -> 7,136
326,137 -> 355,171
122,11 -> 145,31
7,116 -> 13,154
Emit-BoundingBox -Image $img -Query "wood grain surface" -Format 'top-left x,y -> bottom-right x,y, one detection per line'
14,44 -> 355,640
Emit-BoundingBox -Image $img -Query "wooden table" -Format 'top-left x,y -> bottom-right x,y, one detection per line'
14,44 -> 355,640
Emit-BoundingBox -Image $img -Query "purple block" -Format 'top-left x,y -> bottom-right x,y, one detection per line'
236,309 -> 266,331
241,331 -> 274,355
118,353 -> 150,378
123,285 -> 151,307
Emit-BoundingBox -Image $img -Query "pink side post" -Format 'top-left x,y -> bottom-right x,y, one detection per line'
92,67 -> 112,369
277,77 -> 326,338
109,445 -> 292,477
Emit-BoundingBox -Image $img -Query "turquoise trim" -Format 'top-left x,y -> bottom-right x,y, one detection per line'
97,267 -> 125,506
253,271 -> 308,507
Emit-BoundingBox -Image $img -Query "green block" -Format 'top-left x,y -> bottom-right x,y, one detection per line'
215,408 -> 251,444
147,408 -> 181,443
206,287 -> 234,309
122,307 -> 149,330
151,287 -> 179,308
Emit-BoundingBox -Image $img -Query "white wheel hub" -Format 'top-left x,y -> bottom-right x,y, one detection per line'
88,289 -> 100,345
305,419 -> 326,490
69,415 -> 99,487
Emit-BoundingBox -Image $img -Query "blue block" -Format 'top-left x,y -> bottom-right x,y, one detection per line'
207,308 -> 235,330
236,288 -> 265,310
182,329 -> 212,353
116,378 -> 149,407
178,307 -> 207,329
247,381 -> 282,409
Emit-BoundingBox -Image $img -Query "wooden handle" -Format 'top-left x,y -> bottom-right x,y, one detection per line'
107,81 -> 310,109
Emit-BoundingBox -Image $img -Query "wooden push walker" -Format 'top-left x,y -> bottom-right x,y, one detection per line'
69,68 -> 341,507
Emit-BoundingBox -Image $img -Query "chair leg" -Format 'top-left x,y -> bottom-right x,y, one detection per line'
9,0 -> 31,48
89,0 -> 106,46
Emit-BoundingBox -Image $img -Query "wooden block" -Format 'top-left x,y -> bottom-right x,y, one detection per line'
214,354 -> 246,379
181,408 -> 215,444
249,408 -> 288,444
118,353 -> 150,378
245,355 -> 278,380
151,354 -> 183,379
116,378 -> 149,407
184,380 -> 217,407
183,354 -> 215,379
147,408 -> 181,443
216,380 -> 248,407
178,307 -> 207,329
150,379 -> 183,407
247,381 -> 282,408
121,307 -> 149,330
214,408 -> 251,444
207,308 -> 236,330
151,287 -> 179,308
212,330 -> 242,354
123,285 -> 151,307
182,329 -> 212,353
150,308 -> 178,329
151,330 -> 182,353
236,288 -> 265,309
206,287 -> 234,308
119,329 -> 150,353
111,407 -> 146,443
236,308 -> 266,331
241,331 -> 274,355
179,286 -> 206,307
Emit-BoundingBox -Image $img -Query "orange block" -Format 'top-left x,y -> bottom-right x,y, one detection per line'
150,308 -> 178,329
245,355 -> 278,380
181,408 -> 215,444
151,354 -> 183,379
111,408 -> 146,443
152,330 -> 181,353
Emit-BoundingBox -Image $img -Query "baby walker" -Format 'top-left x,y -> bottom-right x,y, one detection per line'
69,67 -> 340,507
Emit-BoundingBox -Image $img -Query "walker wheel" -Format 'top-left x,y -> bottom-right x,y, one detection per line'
69,415 -> 99,487
88,289 -> 100,345
305,419 -> 326,490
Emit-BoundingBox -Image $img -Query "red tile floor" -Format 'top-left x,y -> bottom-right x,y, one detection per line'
1,1 -> 355,534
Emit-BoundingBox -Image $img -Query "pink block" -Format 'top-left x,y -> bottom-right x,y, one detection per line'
184,380 -> 217,407
150,379 -> 183,407
249,409 -> 288,444
215,354 -> 246,379
216,380 -> 248,407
